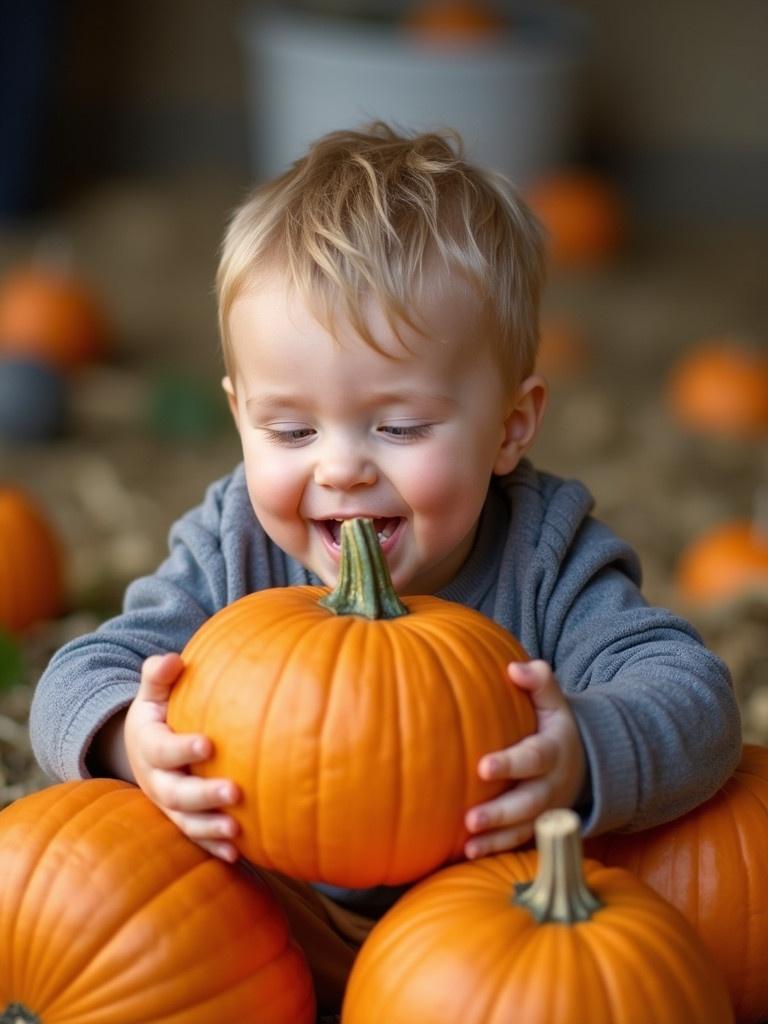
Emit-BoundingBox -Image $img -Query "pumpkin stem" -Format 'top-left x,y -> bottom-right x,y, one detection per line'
0,1004 -> 40,1024
513,808 -> 603,924
319,518 -> 409,620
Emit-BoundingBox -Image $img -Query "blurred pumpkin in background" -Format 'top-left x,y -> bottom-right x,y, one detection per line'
536,316 -> 590,379
403,0 -> 504,43
0,486 -> 64,632
666,340 -> 768,438
525,171 -> 625,268
676,516 -> 768,606
0,263 -> 108,370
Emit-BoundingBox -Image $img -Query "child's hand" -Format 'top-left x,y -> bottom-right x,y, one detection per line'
124,652 -> 241,863
464,660 -> 586,859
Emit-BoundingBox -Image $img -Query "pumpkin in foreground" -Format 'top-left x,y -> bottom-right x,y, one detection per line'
168,517 -> 536,888
587,744 -> 768,1024
0,779 -> 315,1024
342,808 -> 733,1024
0,487 -> 63,633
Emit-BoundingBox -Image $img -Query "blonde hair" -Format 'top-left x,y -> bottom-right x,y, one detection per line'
217,123 -> 545,385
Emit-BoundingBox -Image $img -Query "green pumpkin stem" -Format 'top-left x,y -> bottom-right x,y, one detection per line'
0,1004 -> 40,1024
513,808 -> 603,924
319,518 -> 408,620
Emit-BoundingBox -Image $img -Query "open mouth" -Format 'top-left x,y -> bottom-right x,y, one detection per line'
316,516 -> 402,549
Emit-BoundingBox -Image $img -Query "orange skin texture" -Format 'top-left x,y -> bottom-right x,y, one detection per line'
167,587 -> 536,888
676,520 -> 768,605
666,342 -> 768,438
342,848 -> 733,1024
0,266 -> 108,370
525,172 -> 625,268
0,488 -> 63,633
0,779 -> 315,1024
586,745 -> 768,1024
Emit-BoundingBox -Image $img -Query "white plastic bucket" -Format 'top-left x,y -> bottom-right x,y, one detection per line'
242,4 -> 589,185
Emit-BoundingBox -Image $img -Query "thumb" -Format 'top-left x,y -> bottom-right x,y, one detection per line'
137,652 -> 185,704
507,659 -> 565,713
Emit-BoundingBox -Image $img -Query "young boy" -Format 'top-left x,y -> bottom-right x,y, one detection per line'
30,123 -> 740,1011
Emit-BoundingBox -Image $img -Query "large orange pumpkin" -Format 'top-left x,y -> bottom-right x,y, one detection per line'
168,517 -> 535,888
0,779 -> 315,1024
676,519 -> 768,606
342,808 -> 733,1023
586,745 -> 768,1024
666,341 -> 768,439
0,264 -> 108,370
0,487 -> 63,632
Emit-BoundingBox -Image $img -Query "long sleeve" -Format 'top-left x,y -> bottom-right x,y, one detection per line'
491,463 -> 742,837
29,465 -> 310,782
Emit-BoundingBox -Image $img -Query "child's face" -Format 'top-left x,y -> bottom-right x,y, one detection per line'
224,272 -> 545,595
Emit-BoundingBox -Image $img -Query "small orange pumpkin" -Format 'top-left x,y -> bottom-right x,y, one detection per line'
0,264 -> 108,370
0,779 -> 316,1024
586,745 -> 768,1023
0,487 -> 64,632
168,518 -> 535,888
666,341 -> 768,438
342,808 -> 733,1023
525,171 -> 625,268
403,0 -> 504,43
676,519 -> 768,606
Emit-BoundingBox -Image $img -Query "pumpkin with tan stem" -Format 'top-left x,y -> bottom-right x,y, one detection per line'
168,517 -> 535,888
0,779 -> 315,1024
0,487 -> 63,633
342,809 -> 733,1024
586,745 -> 768,1024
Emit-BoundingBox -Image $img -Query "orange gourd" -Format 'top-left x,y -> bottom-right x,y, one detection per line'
676,519 -> 768,606
666,341 -> 768,438
0,779 -> 315,1024
342,808 -> 733,1023
0,264 -> 108,370
168,518 -> 535,888
586,745 -> 768,1023
526,171 -> 625,268
0,487 -> 63,632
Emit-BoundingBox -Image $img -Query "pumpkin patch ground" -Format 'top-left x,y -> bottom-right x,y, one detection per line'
0,179 -> 766,1021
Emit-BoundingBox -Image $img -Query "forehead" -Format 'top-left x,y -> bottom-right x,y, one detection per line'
228,267 -> 487,364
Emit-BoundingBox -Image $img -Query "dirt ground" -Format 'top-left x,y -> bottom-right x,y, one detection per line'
1,175 -> 767,808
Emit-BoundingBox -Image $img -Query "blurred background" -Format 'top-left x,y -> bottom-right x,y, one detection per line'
1,0 -> 767,803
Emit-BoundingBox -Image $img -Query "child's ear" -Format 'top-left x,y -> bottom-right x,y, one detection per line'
494,374 -> 549,476
221,376 -> 240,430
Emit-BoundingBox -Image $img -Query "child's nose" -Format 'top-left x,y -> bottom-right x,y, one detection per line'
313,446 -> 377,489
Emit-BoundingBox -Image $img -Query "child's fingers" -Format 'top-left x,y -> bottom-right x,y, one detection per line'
478,732 -> 558,782
137,652 -> 185,703
164,810 -> 240,863
466,776 -> 550,835
150,770 -> 240,814
141,725 -> 212,770
465,821 -> 534,860
507,659 -> 564,711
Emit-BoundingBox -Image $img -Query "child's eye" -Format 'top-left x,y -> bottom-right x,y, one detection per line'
262,427 -> 315,445
378,424 -> 433,440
